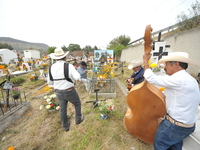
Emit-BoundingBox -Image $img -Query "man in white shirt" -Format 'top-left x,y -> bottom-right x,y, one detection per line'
143,52 -> 200,150
47,48 -> 84,132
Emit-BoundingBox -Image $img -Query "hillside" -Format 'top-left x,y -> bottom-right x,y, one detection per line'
0,37 -> 49,52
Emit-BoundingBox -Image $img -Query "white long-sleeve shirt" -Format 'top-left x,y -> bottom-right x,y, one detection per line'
47,61 -> 80,90
144,69 -> 200,124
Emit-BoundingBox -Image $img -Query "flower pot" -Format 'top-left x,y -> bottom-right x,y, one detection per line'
12,94 -> 20,100
100,114 -> 108,120
48,109 -> 55,113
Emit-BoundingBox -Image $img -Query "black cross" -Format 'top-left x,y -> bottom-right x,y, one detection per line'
153,46 -> 168,60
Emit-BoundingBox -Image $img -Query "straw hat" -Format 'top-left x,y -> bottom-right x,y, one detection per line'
49,48 -> 69,59
128,59 -> 142,69
158,52 -> 197,65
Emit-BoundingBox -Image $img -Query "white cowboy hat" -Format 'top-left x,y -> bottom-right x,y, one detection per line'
49,48 -> 69,59
128,59 -> 142,69
158,52 -> 197,65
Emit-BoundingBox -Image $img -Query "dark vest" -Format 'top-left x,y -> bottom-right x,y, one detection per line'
131,67 -> 144,85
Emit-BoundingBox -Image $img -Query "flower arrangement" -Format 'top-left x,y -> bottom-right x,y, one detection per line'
150,63 -> 161,72
98,99 -> 115,114
97,64 -> 114,79
40,94 -> 60,111
10,87 -> 20,96
8,64 -> 15,69
0,65 -> 5,69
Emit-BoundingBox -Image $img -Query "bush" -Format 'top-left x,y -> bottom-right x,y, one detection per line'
10,77 -> 25,85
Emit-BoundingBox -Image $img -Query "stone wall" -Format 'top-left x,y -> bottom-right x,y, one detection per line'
120,27 -> 200,75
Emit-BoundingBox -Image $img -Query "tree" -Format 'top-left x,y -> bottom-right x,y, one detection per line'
67,44 -> 81,52
107,35 -> 131,48
107,35 -> 131,59
93,45 -> 99,50
0,43 -> 14,50
176,0 -> 200,31
82,45 -> 92,54
61,45 -> 68,51
47,46 -> 56,54
108,44 -> 126,58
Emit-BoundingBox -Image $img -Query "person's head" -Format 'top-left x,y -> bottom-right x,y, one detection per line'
158,52 -> 197,75
80,61 -> 87,68
49,48 -> 69,60
73,62 -> 79,69
164,61 -> 188,75
128,59 -> 142,72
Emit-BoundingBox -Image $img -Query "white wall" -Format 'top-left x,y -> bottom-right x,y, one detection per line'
120,27 -> 200,75
0,49 -> 18,64
24,50 -> 40,59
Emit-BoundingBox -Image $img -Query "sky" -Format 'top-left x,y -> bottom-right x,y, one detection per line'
0,0 -> 198,49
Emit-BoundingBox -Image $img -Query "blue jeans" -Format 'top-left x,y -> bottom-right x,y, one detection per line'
56,88 -> 82,129
154,119 -> 195,150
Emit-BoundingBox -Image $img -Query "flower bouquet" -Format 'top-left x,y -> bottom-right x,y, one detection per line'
98,99 -> 115,115
40,94 -> 60,111
10,87 -> 20,99
10,87 -> 20,96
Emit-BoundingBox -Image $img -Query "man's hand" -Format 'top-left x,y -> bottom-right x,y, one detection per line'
143,53 -> 152,70
143,53 -> 152,64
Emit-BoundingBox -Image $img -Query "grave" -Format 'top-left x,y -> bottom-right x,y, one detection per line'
90,78 -> 116,98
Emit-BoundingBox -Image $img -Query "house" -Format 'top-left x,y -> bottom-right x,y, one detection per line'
23,50 -> 40,59
0,49 -> 18,64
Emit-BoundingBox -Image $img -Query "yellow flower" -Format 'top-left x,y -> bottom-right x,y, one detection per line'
29,76 -> 34,79
0,65 -> 5,69
8,147 -> 15,150
110,72 -> 114,77
46,105 -> 51,109
159,87 -> 165,91
150,63 -> 158,68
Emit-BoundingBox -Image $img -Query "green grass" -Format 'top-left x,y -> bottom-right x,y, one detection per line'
0,67 -> 153,150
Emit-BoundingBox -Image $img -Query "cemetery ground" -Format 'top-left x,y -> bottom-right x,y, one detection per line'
0,68 -> 153,150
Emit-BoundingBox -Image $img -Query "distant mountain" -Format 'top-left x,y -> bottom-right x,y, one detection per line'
0,37 -> 49,52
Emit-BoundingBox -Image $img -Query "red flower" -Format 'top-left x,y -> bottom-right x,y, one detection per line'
52,99 -> 55,102
107,106 -> 112,111
50,103 -> 55,107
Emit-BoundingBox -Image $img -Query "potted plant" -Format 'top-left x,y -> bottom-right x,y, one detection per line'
10,87 -> 20,99
98,99 -> 115,119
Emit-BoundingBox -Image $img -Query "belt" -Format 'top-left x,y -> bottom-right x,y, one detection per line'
165,114 -> 194,128
56,87 -> 74,91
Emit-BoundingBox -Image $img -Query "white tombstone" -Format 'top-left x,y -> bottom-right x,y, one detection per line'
22,63 -> 31,71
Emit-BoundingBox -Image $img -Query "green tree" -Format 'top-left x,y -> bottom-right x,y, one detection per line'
0,43 -> 14,50
61,45 -> 68,51
107,35 -> 130,59
108,44 -> 126,57
82,45 -> 92,54
67,44 -> 81,52
93,45 -> 99,50
47,46 -> 56,54
176,0 -> 200,31
107,35 -> 131,48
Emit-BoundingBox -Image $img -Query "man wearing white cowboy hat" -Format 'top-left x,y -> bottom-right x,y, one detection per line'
143,52 -> 200,150
47,48 -> 84,132
126,59 -> 144,90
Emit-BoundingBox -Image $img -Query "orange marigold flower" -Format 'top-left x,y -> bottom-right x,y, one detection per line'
0,65 -> 5,69
29,76 -> 34,79
8,146 -> 15,150
159,87 -> 165,91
